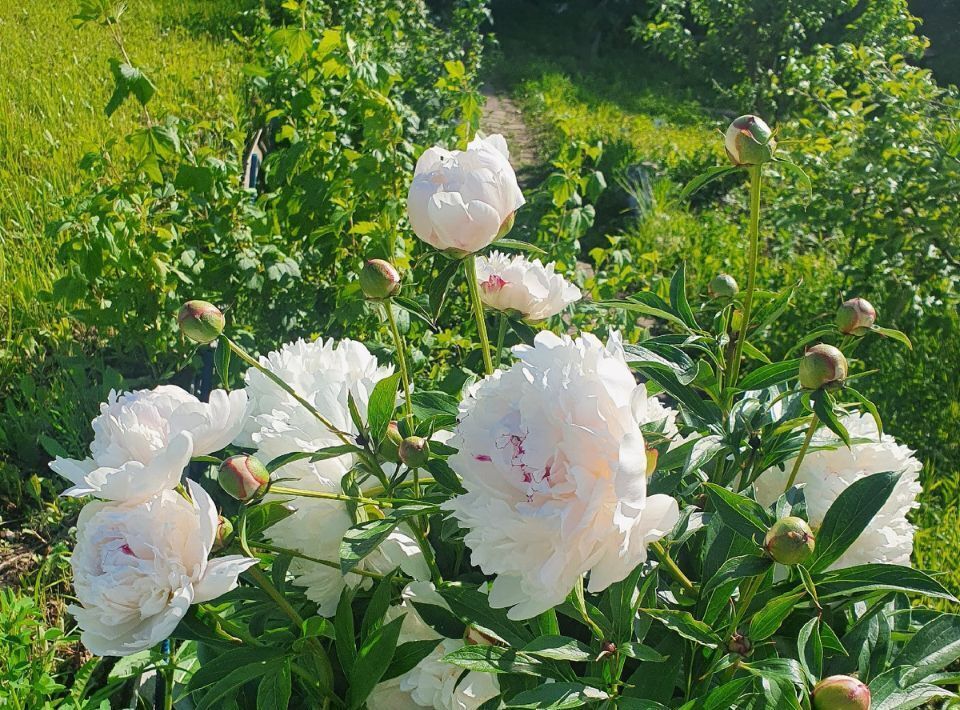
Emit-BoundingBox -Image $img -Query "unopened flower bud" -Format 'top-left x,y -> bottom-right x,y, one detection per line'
764,516 -> 815,566
218,455 -> 270,501
812,675 -> 871,710
213,515 -> 233,551
724,115 -> 776,166
496,211 -> 516,239
799,344 -> 847,390
360,259 -> 401,300
601,640 -> 617,655
399,436 -> 430,468
178,300 -> 224,344
379,421 -> 403,463
836,298 -> 876,336
709,273 -> 739,300
728,632 -> 752,656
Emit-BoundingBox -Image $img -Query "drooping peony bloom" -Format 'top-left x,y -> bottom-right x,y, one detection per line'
407,133 -> 525,254
237,337 -> 427,611
443,331 -> 681,620
69,480 -> 257,656
753,413 -> 922,569
51,385 -> 247,503
475,251 -> 581,322
367,583 -> 500,710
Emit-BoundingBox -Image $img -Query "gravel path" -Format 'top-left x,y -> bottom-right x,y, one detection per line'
480,85 -> 540,186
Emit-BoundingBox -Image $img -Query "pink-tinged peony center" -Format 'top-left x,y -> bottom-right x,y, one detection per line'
481,275 -> 507,293
120,543 -> 135,556
495,431 -> 552,497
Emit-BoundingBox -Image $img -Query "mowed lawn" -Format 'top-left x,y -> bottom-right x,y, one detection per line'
0,0 -> 248,359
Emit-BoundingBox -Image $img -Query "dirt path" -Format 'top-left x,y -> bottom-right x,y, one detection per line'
480,85 -> 540,186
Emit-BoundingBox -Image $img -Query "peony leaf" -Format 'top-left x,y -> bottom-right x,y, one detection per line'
679,165 -> 740,200
891,614 -> 960,684
844,387 -> 883,437
439,586 -> 533,647
748,592 -> 805,641
810,390 -> 850,447
638,608 -> 720,648
256,659 -> 291,710
619,642 -> 668,662
490,238 -> 547,256
380,639 -> 442,683
869,324 -> 913,349
506,682 -> 609,708
703,483 -> 770,543
339,518 -> 398,574
441,645 -> 549,677
367,372 -> 401,443
738,359 -> 801,391
808,471 -> 900,573
702,554 -> 772,595
869,666 -> 957,710
815,564 -> 957,602
522,635 -> 593,662
347,614 -> 405,709
669,263 -> 699,330
797,617 -> 823,679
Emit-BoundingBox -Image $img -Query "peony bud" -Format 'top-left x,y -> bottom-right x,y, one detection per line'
213,515 -> 233,551
836,298 -> 877,336
764,516 -> 815,565
379,421 -> 403,463
178,300 -> 224,344
799,344 -> 848,390
399,436 -> 430,468
724,115 -> 776,166
728,632 -> 752,657
812,675 -> 871,710
709,273 -> 739,300
218,455 -> 270,501
359,259 -> 401,300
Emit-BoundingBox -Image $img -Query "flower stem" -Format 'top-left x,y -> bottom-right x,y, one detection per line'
494,312 -> 508,368
383,301 -> 414,426
784,414 -> 818,493
727,165 -> 762,386
573,576 -> 606,642
650,541 -> 695,592
162,644 -> 174,710
225,337 -> 354,447
252,542 -> 405,581
464,254 -> 494,375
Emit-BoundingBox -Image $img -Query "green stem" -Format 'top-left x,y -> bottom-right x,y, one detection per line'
410,516 -> 443,583
383,301 -> 414,426
494,311 -> 508,368
252,542 -> 403,581
226,337 -> 354,447
650,541 -> 695,592
727,165 -> 762,386
573,576 -> 606,642
269,485 -> 384,507
464,254 -> 494,375
784,415 -> 818,493
162,650 -> 174,710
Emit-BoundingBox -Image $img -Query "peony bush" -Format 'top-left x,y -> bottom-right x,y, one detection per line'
57,122 -> 960,709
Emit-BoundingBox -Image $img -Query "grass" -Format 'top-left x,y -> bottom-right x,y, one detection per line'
487,0 -> 960,599
0,0 -> 248,365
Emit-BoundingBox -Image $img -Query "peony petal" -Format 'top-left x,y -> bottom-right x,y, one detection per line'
193,555 -> 259,603
427,191 -> 501,252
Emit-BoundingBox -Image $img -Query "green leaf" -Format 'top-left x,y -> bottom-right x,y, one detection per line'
339,518 -> 398,574
268,27 -> 313,61
593,295 -> 688,331
215,336 -> 232,389
410,390 -> 459,418
702,555 -> 772,594
738,359 -> 800,391
816,565 -> 957,602
490,238 -> 547,256
703,483 -> 770,543
506,683 -> 608,708
638,608 -> 720,648
441,645 -> 548,677
347,614 -> 405,709
892,614 -> 960,684
680,165 -> 739,200
773,158 -> 812,196
869,666 -> 956,710
194,658 -> 284,710
669,264 -> 698,330
749,592 -> 805,641
381,639 -> 441,682
810,390 -> 850,447
367,372 -> 401,443
265,445 -> 359,474
243,501 -> 296,538
702,677 -> 754,710
845,386 -> 883,436
809,471 -> 900,572
393,296 -> 435,328
335,588 -> 356,674
256,659 -> 291,710
521,636 -> 593,662
428,258 -> 460,320
105,59 -> 155,117
620,642 -> 667,662
438,586 -> 533,647
870,325 -> 912,349
797,617 -> 823,679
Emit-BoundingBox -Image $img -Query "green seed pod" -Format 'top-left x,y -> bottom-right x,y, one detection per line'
799,344 -> 847,390
177,300 -> 225,344
724,115 -> 776,166
399,436 -> 430,469
360,259 -> 401,300
219,455 -> 270,501
708,273 -> 739,300
764,516 -> 815,566
836,298 -> 877,336
812,675 -> 871,710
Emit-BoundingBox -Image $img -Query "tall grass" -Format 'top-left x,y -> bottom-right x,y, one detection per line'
0,0 -> 248,361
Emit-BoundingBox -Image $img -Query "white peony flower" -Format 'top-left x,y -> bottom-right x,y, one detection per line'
237,337 -> 424,612
407,133 -> 525,254
51,385 -> 247,503
753,413 -> 922,569
69,480 -> 257,657
443,331 -> 681,620
367,583 -> 500,710
475,251 -> 581,322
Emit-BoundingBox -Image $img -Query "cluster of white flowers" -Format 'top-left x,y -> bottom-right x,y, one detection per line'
753,413 -> 922,569
475,251 -> 581,322
443,331 -> 682,620
51,385 -> 256,656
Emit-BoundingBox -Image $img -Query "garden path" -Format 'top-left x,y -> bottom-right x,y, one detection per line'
480,85 -> 540,187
